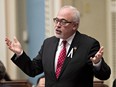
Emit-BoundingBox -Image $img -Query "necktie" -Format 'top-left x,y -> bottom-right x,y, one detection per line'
56,40 -> 67,79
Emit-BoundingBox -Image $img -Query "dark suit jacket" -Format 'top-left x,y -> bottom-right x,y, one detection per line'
11,31 -> 111,87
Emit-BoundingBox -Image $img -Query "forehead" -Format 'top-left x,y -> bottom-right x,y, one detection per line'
57,8 -> 74,20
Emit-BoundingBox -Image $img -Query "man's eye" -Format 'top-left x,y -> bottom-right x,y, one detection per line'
61,20 -> 67,23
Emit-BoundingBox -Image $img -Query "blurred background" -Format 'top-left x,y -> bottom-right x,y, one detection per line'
0,0 -> 116,86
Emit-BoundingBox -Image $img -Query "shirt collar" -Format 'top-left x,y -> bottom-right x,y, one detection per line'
59,33 -> 76,46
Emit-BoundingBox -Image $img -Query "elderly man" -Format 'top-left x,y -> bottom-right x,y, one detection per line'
5,5 -> 111,87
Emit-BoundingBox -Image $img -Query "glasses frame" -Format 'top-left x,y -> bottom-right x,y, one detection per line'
53,18 -> 73,26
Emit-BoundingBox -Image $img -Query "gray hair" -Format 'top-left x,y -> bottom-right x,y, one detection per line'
61,5 -> 80,23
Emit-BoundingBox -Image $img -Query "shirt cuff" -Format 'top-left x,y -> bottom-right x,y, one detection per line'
93,59 -> 102,70
16,50 -> 23,57
15,50 -> 23,60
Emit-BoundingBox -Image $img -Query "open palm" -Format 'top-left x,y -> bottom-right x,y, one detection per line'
5,37 -> 23,55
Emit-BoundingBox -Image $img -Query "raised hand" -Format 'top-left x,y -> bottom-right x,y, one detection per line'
90,46 -> 104,64
5,37 -> 23,55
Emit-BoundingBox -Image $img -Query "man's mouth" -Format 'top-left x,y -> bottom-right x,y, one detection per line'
56,29 -> 62,34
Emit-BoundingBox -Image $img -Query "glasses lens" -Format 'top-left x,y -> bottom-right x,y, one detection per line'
53,18 -> 72,26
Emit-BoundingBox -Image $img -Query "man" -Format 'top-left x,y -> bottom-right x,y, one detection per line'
5,5 -> 111,87
0,62 -> 12,81
0,61 -> 6,82
0,61 -> 11,87
36,75 -> 45,87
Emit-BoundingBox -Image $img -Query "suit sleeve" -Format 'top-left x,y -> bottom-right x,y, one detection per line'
11,45 -> 44,77
88,40 -> 111,80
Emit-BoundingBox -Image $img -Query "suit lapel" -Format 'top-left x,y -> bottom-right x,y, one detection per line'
67,31 -> 81,56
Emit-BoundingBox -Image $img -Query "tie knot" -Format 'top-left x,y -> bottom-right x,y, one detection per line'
62,40 -> 67,46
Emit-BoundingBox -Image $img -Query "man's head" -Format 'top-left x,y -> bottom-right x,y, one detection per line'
54,5 -> 80,39
0,61 -> 6,81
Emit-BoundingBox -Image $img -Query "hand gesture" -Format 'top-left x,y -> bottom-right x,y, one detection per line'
5,37 -> 23,55
90,46 -> 104,64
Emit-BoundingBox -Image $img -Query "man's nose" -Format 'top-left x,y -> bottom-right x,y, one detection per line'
56,21 -> 61,27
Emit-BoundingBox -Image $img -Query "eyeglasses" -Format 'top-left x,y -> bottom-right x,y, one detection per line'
53,18 -> 73,26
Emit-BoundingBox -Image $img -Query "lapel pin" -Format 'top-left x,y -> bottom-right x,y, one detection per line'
73,47 -> 77,53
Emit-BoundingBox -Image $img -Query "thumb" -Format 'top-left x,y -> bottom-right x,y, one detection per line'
99,46 -> 104,53
90,57 -> 93,61
90,57 -> 96,62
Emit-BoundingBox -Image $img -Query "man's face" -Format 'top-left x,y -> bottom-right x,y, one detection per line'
54,8 -> 78,39
36,78 -> 45,87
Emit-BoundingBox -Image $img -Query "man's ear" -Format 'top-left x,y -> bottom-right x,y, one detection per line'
73,23 -> 79,30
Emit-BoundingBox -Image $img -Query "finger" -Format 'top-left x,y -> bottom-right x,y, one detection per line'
99,46 -> 104,53
5,37 -> 11,46
95,52 -> 103,59
13,36 -> 18,43
95,46 -> 104,57
5,37 -> 9,43
90,57 -> 96,62
90,57 -> 93,61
